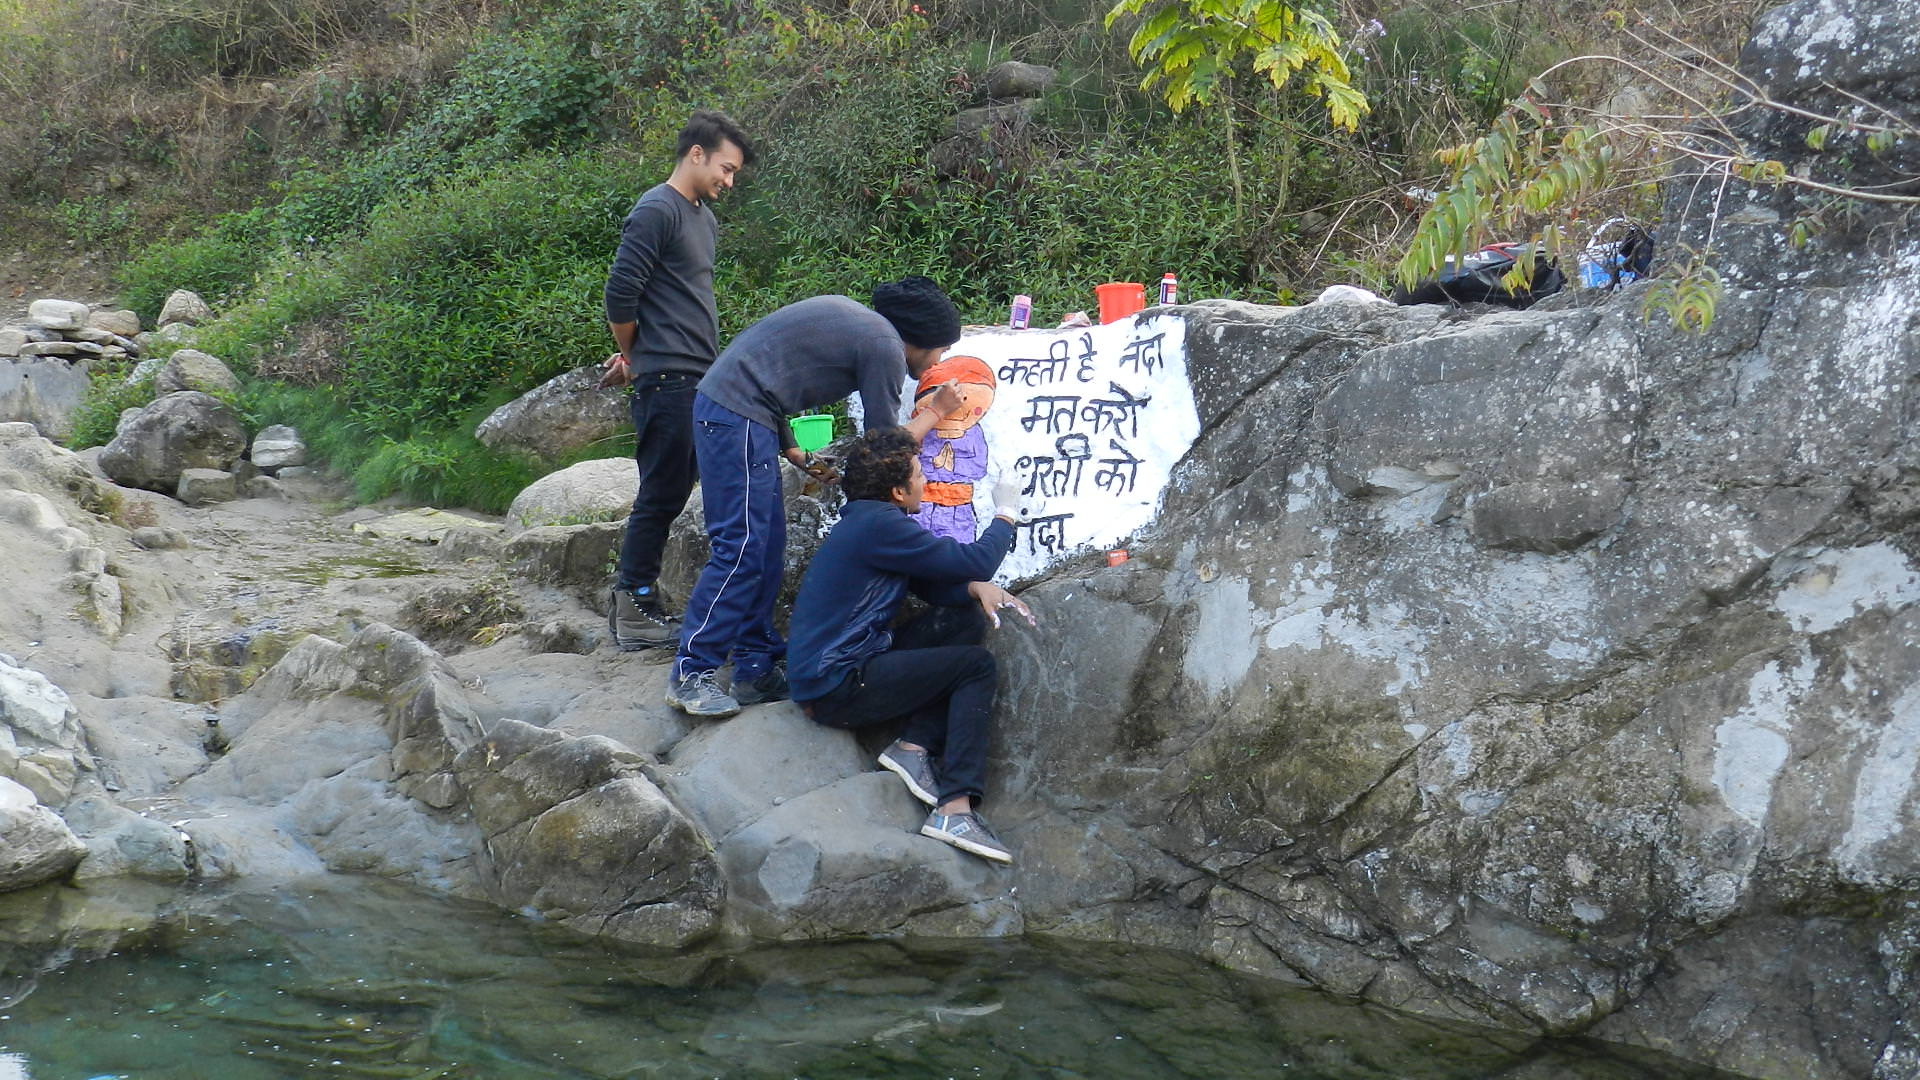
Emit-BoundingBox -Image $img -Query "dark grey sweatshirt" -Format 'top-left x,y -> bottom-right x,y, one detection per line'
697,295 -> 907,450
602,183 -> 718,377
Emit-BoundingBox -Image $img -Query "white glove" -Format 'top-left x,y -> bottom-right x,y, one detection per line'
992,474 -> 1023,520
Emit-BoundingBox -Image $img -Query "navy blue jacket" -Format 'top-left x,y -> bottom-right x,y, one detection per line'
788,501 -> 1015,702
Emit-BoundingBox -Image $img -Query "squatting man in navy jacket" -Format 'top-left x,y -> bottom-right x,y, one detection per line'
785,428 -> 1036,864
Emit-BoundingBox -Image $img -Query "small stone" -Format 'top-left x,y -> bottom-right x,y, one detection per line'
26,299 -> 89,331
243,475 -> 288,500
0,328 -> 26,356
155,349 -> 240,396
133,323 -> 197,352
156,290 -> 214,327
276,465 -> 315,480
87,308 -> 140,337
18,341 -> 95,358
131,526 -> 190,550
175,467 -> 238,506
66,327 -> 117,345
251,424 -> 307,470
125,357 -> 162,386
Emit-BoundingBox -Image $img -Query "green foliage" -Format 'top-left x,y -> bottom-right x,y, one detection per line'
1396,105 -> 1614,290
1643,258 -> 1722,333
118,207 -> 276,324
1104,0 -> 1366,129
53,196 -> 136,247
67,368 -> 157,451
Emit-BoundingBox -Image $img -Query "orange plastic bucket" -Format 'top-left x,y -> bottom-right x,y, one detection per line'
1095,282 -> 1146,324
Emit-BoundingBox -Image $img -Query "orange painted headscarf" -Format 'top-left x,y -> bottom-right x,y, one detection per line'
914,354 -> 996,399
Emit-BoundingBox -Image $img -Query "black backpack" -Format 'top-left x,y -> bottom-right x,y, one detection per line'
1392,242 -> 1566,309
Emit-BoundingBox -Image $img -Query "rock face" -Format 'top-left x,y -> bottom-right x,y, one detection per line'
475,364 -> 629,461
98,391 -> 248,494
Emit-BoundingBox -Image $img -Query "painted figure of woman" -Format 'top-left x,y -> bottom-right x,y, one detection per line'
910,355 -> 996,543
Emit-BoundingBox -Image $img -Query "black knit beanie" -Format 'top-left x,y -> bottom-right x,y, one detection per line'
871,276 -> 962,349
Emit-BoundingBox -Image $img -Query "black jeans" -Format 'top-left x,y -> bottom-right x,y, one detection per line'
806,605 -> 995,806
616,371 -> 700,592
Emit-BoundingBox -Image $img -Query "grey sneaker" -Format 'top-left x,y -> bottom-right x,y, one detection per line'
665,669 -> 740,719
878,741 -> 939,806
733,662 -> 789,706
920,810 -> 1012,864
610,586 -> 678,651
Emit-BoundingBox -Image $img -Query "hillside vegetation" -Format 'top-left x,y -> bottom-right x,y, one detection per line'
0,0 -> 1767,510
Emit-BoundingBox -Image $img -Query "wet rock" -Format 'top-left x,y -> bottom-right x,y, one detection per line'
64,796 -> 190,882
98,391 -> 248,494
156,289 -> 213,327
25,299 -> 89,331
475,365 -> 629,461
504,457 -> 636,533
154,348 -> 240,396
0,777 -> 84,892
1468,478 -> 1628,554
175,467 -> 238,506
250,423 -> 306,470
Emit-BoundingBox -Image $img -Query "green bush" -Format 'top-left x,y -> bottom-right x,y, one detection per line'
66,369 -> 157,451
118,208 -> 276,325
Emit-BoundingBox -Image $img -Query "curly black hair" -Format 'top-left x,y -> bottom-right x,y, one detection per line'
842,427 -> 919,503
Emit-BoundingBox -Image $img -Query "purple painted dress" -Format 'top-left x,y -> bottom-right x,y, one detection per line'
911,425 -> 988,543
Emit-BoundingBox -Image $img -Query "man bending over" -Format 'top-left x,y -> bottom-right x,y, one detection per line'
787,428 -> 1035,864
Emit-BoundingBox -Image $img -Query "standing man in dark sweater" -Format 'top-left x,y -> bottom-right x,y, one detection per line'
602,110 -> 755,651
788,428 -> 1035,863
666,278 -> 967,718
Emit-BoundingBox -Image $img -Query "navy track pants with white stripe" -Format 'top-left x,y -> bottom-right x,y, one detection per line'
675,392 -> 786,683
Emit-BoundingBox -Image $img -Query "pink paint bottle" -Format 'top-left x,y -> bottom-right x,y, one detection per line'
1009,294 -> 1032,329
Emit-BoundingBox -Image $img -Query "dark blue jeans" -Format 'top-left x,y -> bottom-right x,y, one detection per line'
615,371 -> 700,593
806,605 -> 995,806
675,392 -> 786,683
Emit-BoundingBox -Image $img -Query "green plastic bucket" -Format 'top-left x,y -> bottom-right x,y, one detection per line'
789,414 -> 835,452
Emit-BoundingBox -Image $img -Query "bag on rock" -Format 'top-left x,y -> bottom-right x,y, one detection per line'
1392,242 -> 1565,309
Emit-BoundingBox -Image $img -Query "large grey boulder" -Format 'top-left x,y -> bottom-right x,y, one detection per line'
0,776 -> 84,892
453,717 -> 722,947
98,391 -> 248,494
475,365 -> 629,461
505,456 -> 636,532
156,289 -> 213,327
154,348 -> 240,396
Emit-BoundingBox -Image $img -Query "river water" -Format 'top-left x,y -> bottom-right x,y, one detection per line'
0,877 -> 1742,1079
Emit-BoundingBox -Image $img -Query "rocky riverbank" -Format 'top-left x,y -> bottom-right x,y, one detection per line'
3,1 -> 1918,1076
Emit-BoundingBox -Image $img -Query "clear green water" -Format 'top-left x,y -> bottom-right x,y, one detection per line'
0,878 -> 1739,1080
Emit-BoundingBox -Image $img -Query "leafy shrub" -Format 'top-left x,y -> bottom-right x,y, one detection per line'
118,207 -> 276,324
66,368 -> 157,450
